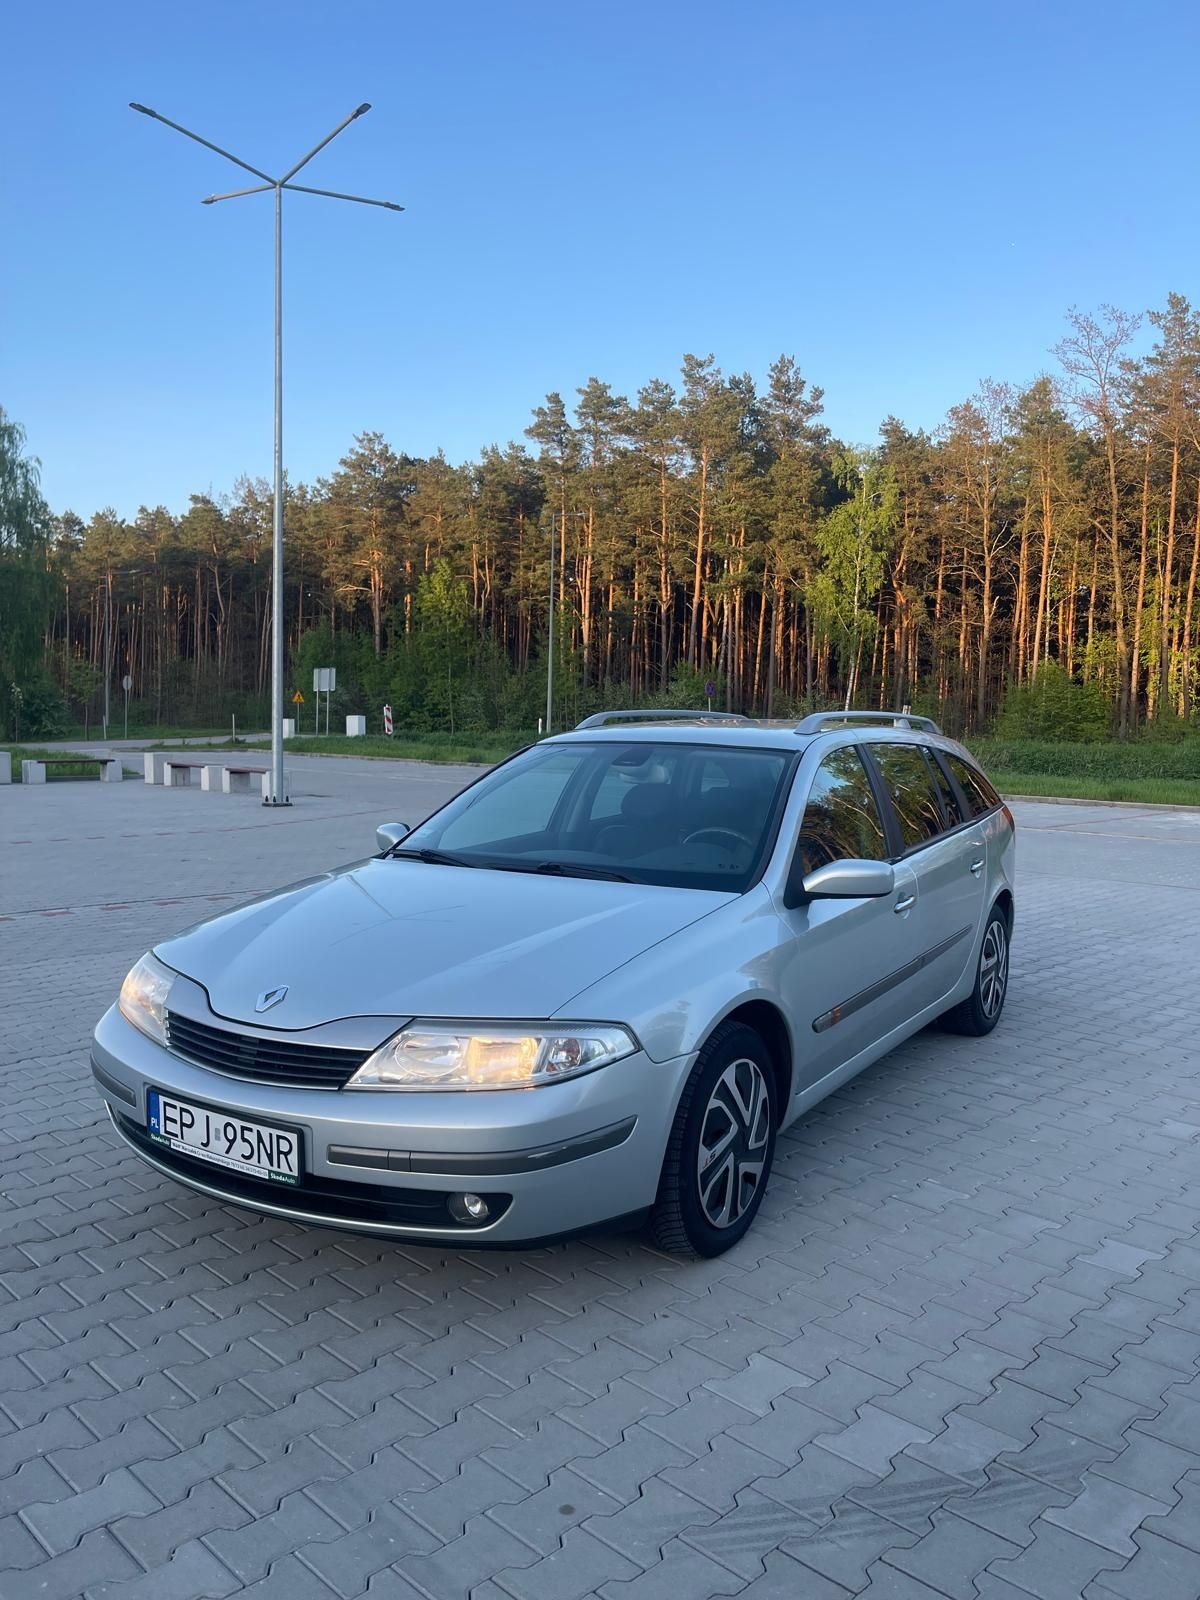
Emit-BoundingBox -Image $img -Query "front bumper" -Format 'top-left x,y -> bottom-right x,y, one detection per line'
91,1005 -> 692,1243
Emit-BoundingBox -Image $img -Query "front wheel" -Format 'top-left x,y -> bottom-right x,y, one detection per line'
650,1022 -> 777,1257
945,906 -> 1010,1036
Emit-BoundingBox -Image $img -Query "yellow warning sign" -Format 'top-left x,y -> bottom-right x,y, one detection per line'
292,691 -> 305,704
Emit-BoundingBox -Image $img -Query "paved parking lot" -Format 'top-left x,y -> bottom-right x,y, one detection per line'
3,759 -> 1200,1600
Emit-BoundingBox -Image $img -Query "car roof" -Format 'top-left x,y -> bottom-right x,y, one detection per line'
545,716 -> 976,762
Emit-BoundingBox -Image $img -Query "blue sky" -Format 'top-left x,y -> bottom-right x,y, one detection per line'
4,0 -> 1198,518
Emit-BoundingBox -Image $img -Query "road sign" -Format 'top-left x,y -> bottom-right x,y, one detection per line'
313,667 -> 336,692
121,674 -> 133,692
383,704 -> 393,736
705,679 -> 715,706
292,691 -> 305,704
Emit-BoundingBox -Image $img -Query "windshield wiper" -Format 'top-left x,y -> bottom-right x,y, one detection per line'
529,861 -> 631,882
387,846 -> 475,868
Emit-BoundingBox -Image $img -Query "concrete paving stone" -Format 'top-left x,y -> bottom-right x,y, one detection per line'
726,1547 -> 852,1598
943,1463 -> 1072,1548
481,1415 -> 606,1492
292,1506 -> 439,1599
659,1435 -> 784,1514
725,1393 -> 841,1466
846,1455 -> 974,1536
882,1507 -> 1021,1598
218,1436 -> 347,1516
567,1424 -> 690,1503
988,1519 -> 1127,1600
1042,1387 -> 1159,1451
677,1486 -> 801,1579
488,1465 -> 623,1555
85,1539 -> 243,1599
399,1515 -> 541,1600
1042,1474 -> 1170,1556
220,1555 -> 342,1599
595,1541 -> 744,1600
205,1492 -> 348,1582
994,1419 -> 1116,1494
858,1561 -> 960,1598
586,1476 -> 718,1568
1093,1431 -> 1200,1501
127,1426 -> 260,1504
112,1479 -> 253,1567
814,1405 -> 934,1476
0,1529 -> 142,1600
781,1497 -> 919,1590
20,1466 -> 162,1556
751,1443 -> 881,1533
1090,1530 -> 1200,1599
0,1455 -> 75,1518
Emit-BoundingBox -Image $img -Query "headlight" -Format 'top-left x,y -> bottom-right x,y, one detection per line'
346,1022 -> 637,1091
118,952 -> 176,1044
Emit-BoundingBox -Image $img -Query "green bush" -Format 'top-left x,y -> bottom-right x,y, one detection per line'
994,662 -> 1109,742
968,737 -> 1200,780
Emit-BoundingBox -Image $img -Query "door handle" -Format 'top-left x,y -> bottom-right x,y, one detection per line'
894,894 -> 916,914
969,859 -> 984,877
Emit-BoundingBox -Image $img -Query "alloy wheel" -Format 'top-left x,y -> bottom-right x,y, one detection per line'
980,919 -> 1008,1020
696,1058 -> 771,1229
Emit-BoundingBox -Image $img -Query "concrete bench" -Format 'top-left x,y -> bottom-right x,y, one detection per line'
199,762 -> 272,798
161,760 -> 207,787
0,752 -> 10,785
22,755 -> 123,784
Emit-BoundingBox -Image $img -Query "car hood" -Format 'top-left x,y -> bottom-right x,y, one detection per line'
155,858 -> 734,1029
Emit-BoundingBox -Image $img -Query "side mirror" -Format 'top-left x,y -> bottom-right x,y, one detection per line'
376,821 -> 410,853
785,857 -> 895,908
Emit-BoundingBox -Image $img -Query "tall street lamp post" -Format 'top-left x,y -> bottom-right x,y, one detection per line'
129,101 -> 403,805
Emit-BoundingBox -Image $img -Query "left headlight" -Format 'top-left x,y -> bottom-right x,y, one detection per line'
345,1022 -> 638,1091
118,952 -> 176,1045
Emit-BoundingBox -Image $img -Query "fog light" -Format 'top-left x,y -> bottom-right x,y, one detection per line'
448,1191 -> 490,1225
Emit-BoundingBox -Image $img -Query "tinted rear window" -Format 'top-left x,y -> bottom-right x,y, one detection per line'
945,753 -> 1002,818
867,742 -> 945,851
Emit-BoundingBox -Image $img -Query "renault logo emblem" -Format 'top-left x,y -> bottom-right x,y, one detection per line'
255,985 -> 289,1013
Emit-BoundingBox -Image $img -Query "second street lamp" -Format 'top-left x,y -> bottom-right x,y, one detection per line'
130,101 -> 403,805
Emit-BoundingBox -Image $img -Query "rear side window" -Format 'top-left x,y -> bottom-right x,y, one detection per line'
922,747 -> 965,828
797,747 -> 888,872
867,743 -> 944,851
944,753 -> 1002,818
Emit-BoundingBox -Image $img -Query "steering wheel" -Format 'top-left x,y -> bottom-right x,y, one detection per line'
682,826 -> 755,852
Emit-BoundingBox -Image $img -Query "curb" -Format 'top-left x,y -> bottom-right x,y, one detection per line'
1004,793 -> 1200,814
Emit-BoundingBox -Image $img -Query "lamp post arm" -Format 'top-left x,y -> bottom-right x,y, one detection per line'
282,182 -> 404,211
201,183 -> 276,205
128,104 -> 275,183
278,103 -> 372,184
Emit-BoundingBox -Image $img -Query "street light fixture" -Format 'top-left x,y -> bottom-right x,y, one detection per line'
130,101 -> 403,805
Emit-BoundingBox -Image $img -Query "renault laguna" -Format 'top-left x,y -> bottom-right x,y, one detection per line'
92,710 -> 1015,1256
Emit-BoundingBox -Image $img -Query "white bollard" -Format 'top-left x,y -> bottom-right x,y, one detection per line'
345,715 -> 367,737
282,718 -> 296,739
201,764 -> 224,792
0,752 -> 10,784
143,752 -> 171,784
100,757 -> 123,782
21,760 -> 46,784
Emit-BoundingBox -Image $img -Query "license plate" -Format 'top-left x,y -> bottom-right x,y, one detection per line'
147,1090 -> 301,1186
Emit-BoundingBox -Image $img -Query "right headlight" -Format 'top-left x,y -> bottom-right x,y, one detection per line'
118,952 -> 176,1045
345,1021 -> 637,1091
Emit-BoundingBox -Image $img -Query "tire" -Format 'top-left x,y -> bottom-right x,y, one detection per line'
944,904 -> 1010,1036
649,1021 -> 778,1258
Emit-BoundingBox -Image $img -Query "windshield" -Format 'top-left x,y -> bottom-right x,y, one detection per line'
401,740 -> 795,892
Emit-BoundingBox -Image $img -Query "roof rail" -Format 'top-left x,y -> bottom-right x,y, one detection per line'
794,710 -> 942,735
574,709 -> 755,730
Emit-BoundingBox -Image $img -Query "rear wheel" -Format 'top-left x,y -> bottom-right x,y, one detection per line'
650,1022 -> 777,1258
945,905 -> 1010,1036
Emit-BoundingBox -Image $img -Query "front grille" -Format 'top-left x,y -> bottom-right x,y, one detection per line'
114,1112 -> 512,1231
166,1011 -> 370,1089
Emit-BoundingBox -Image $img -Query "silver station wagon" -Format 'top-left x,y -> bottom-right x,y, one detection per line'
93,710 -> 1016,1256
